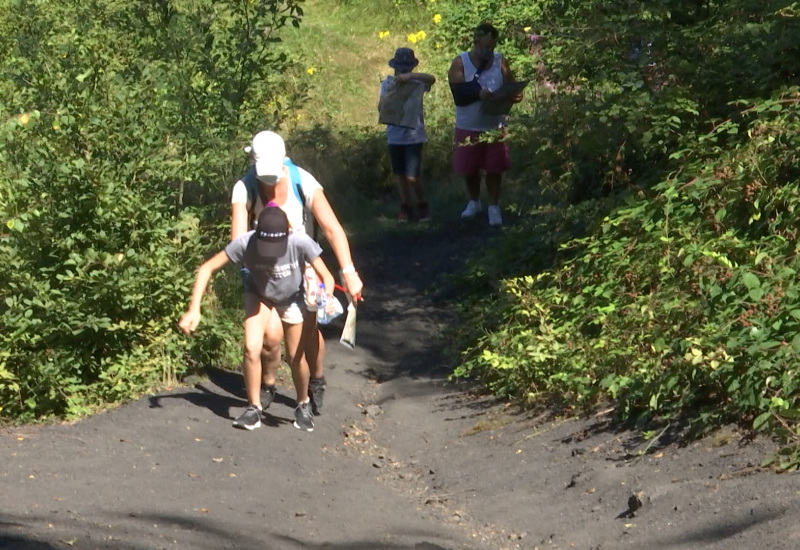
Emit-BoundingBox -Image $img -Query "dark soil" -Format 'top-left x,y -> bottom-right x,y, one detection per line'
3,219 -> 800,550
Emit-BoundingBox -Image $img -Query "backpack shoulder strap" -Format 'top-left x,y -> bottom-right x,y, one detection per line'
284,158 -> 304,208
241,167 -> 258,207
284,158 -> 318,241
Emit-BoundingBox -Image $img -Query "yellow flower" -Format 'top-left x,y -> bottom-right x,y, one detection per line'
378,30 -> 390,39
433,13 -> 441,24
408,30 -> 426,44
523,26 -> 531,32
18,113 -> 29,125
306,67 -> 316,75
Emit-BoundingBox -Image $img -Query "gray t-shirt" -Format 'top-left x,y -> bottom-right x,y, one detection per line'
225,231 -> 323,306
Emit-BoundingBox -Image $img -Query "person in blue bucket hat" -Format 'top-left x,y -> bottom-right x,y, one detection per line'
379,47 -> 436,222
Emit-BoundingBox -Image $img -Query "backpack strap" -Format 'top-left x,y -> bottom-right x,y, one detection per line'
285,158 -> 304,209
241,166 -> 258,208
284,157 -> 318,241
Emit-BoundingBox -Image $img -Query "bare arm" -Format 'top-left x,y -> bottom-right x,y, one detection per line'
310,189 -> 363,298
500,56 -> 516,83
449,55 -> 490,103
231,201 -> 249,240
501,56 -> 524,103
179,250 -> 231,334
396,72 -> 437,87
447,55 -> 466,84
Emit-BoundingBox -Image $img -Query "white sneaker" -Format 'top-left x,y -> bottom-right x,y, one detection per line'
461,200 -> 482,219
488,205 -> 503,227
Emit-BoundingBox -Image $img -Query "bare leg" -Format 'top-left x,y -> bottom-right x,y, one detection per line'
301,308 -> 326,380
486,172 -> 502,205
407,175 -> 425,203
395,174 -> 411,205
283,321 -> 310,404
243,294 -> 272,408
465,172 -> 481,201
261,308 -> 283,387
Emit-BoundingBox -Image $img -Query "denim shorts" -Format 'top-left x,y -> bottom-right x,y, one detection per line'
388,143 -> 424,177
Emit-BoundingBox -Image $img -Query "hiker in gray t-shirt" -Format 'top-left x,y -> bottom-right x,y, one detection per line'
180,206 -> 336,432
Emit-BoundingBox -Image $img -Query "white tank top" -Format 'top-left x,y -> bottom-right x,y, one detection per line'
454,52 -> 507,132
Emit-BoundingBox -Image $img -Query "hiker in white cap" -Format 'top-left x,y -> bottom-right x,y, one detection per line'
229,130 -> 363,425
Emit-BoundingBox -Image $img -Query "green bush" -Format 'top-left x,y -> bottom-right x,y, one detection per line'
436,0 -> 800,466
455,89 -> 800,461
0,0 -> 306,420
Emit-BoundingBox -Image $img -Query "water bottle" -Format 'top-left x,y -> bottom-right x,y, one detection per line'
316,283 -> 331,325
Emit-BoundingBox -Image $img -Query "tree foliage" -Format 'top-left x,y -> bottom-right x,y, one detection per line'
435,0 -> 800,465
0,0 -> 307,420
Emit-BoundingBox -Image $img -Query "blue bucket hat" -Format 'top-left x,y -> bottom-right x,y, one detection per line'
388,47 -> 419,71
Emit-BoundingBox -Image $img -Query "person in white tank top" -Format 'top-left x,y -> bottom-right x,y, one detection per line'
448,23 -> 523,227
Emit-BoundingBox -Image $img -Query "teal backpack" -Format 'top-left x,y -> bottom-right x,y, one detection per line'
242,158 -> 317,239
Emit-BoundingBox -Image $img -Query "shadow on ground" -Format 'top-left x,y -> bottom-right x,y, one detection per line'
147,367 -> 295,424
0,511 -> 456,550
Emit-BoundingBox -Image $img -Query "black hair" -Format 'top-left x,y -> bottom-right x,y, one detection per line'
473,22 -> 499,42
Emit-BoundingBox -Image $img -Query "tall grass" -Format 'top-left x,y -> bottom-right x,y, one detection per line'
273,0 -> 473,231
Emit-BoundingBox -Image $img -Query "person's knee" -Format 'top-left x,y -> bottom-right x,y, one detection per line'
243,342 -> 262,363
261,338 -> 281,357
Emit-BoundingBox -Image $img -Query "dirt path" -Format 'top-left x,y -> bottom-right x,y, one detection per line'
3,221 -> 800,550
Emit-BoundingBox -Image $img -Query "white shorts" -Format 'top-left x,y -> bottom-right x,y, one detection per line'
241,268 -> 307,325
273,296 -> 306,325
246,293 -> 306,325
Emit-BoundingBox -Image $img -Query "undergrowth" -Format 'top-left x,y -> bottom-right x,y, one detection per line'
433,0 -> 800,469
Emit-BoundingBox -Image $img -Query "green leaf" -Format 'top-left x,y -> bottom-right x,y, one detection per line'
753,412 -> 771,430
748,288 -> 764,301
742,273 -> 761,290
75,69 -> 93,82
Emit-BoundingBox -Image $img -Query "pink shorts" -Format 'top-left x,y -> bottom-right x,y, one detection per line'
452,128 -> 511,175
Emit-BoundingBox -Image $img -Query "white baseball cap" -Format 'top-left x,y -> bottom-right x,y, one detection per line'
246,131 -> 286,183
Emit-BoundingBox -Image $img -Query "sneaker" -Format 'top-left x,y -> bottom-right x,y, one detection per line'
417,201 -> 431,222
461,200 -> 482,219
260,384 -> 276,409
488,205 -> 503,227
232,405 -> 262,431
398,203 -> 412,223
308,377 -> 327,415
293,401 -> 315,432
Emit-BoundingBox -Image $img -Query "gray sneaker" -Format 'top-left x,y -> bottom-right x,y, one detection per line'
260,384 -> 276,409
293,402 -> 315,432
308,377 -> 327,415
232,405 -> 262,430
